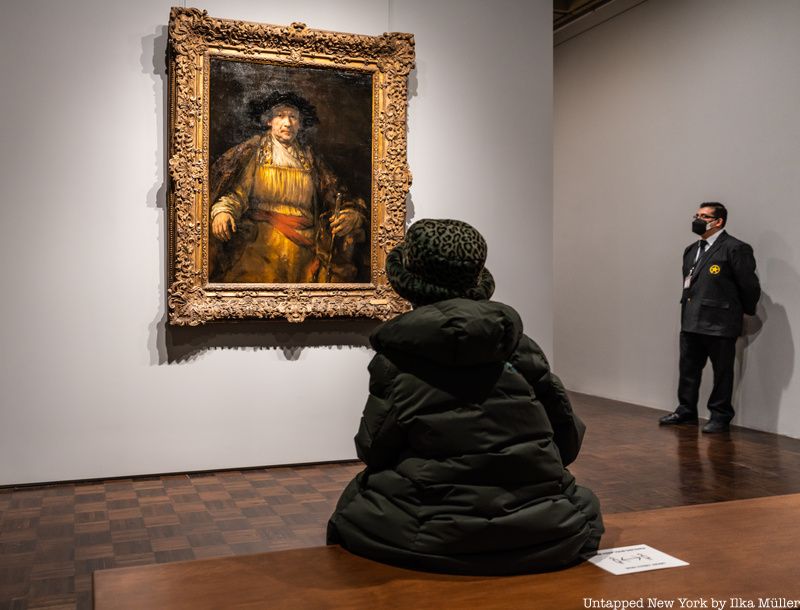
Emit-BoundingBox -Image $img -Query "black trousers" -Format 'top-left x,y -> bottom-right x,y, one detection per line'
676,331 -> 737,422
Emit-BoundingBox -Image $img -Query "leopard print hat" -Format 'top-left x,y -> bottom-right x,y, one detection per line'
386,218 -> 495,306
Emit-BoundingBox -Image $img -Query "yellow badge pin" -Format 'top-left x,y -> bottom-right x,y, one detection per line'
710,265 -> 721,275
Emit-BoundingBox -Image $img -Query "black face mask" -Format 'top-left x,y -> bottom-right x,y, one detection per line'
692,218 -> 711,235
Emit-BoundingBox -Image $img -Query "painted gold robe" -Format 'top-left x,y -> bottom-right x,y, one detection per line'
209,132 -> 367,283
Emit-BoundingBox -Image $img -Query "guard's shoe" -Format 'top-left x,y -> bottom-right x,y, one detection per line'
658,412 -> 699,426
702,420 -> 730,434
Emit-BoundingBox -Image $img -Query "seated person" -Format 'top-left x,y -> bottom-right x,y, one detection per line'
327,218 -> 604,575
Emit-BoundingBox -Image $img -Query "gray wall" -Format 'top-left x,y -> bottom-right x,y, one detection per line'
554,0 -> 800,437
0,0 -> 553,485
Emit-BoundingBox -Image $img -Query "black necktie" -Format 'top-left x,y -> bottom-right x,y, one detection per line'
698,240 -> 708,259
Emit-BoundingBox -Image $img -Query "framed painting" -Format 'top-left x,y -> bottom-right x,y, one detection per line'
167,8 -> 414,324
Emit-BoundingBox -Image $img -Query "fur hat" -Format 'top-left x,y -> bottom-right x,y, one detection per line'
386,218 -> 495,306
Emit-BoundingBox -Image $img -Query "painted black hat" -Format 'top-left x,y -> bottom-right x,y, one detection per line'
386,218 -> 495,306
248,91 -> 319,129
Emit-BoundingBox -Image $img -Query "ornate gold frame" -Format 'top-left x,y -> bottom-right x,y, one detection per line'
167,8 -> 414,325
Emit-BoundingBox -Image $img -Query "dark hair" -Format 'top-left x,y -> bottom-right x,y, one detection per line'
248,91 -> 319,130
700,201 -> 727,226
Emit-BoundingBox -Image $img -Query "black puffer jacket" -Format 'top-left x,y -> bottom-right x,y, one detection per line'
327,298 -> 603,575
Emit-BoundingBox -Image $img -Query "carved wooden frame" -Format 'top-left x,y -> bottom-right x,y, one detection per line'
167,8 -> 414,324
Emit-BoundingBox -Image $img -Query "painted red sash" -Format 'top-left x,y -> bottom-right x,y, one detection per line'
249,209 -> 314,248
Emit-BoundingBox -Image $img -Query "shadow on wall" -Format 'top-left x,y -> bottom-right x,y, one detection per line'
404,68 -> 417,223
735,291 -> 795,432
159,319 -> 377,364
142,25 -> 171,364
740,231 -> 800,433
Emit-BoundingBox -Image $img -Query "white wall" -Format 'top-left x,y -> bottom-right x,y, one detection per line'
0,0 -> 553,485
390,0 -> 554,352
554,0 -> 800,437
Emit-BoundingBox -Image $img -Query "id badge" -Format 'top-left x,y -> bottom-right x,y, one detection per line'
684,275 -> 692,289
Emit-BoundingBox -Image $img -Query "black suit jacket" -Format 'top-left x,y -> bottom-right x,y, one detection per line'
681,231 -> 760,338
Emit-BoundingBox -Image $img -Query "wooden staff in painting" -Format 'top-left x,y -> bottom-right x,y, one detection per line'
318,192 -> 343,282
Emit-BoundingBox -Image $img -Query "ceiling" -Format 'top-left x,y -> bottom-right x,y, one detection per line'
554,0 -> 617,31
554,0 -> 647,46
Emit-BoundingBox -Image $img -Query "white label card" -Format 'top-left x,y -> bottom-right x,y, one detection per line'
587,544 -> 689,575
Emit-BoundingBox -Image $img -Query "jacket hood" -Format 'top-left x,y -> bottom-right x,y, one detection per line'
370,298 -> 523,367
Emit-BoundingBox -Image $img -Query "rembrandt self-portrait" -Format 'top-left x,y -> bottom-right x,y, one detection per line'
208,60 -> 372,284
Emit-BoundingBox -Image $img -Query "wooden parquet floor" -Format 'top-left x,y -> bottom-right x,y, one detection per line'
3,392 -> 800,610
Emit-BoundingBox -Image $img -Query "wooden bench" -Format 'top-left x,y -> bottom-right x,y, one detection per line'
94,493 -> 800,609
